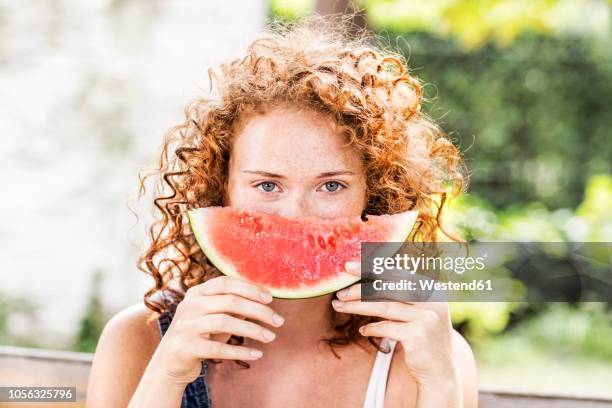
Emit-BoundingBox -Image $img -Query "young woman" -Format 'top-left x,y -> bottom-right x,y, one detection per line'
87,15 -> 478,408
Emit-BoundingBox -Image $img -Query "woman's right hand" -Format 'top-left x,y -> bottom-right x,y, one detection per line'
147,276 -> 285,386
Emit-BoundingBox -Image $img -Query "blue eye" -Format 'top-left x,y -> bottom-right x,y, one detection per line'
323,181 -> 342,192
258,182 -> 277,192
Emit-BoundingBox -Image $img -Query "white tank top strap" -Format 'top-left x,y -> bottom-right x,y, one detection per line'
363,337 -> 398,408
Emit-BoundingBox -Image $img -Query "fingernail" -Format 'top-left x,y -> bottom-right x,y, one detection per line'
332,300 -> 344,308
345,261 -> 360,271
250,349 -> 263,358
273,313 -> 285,326
260,292 -> 273,303
263,329 -> 276,341
337,289 -> 348,299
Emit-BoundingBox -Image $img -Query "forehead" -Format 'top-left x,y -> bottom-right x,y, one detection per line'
230,105 -> 363,172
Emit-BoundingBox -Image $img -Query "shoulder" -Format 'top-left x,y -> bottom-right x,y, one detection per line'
86,303 -> 163,407
100,302 -> 162,346
451,329 -> 479,408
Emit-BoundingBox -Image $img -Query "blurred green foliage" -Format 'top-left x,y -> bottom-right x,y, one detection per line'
576,174 -> 612,241
0,291 -> 40,347
445,174 -> 612,242
446,175 -> 612,346
450,301 -> 525,345
271,0 -> 611,49
402,31 -> 611,209
478,303 -> 612,363
520,302 -> 612,361
366,0 -> 611,49
270,0 -> 314,20
74,270 -> 109,352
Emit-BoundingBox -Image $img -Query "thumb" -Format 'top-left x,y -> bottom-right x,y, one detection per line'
344,261 -> 361,277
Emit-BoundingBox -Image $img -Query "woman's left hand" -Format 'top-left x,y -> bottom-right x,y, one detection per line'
333,261 -> 463,407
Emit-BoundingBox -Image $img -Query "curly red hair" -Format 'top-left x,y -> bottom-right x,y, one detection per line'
136,14 -> 467,366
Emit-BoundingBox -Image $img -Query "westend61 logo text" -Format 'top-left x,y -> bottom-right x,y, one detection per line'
372,253 -> 487,275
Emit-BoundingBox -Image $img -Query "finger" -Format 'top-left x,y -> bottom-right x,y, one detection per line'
425,301 -> 451,315
336,283 -> 361,301
190,276 -> 274,304
336,284 -> 418,303
194,294 -> 285,328
192,314 -> 276,344
196,338 -> 264,361
332,299 -> 426,322
359,321 -> 407,340
344,260 -> 361,277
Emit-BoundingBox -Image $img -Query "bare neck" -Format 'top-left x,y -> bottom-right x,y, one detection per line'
244,294 -> 341,354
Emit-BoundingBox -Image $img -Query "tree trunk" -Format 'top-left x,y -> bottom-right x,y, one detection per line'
314,0 -> 370,36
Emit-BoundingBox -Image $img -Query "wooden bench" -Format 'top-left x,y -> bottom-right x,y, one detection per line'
2,345 -> 611,407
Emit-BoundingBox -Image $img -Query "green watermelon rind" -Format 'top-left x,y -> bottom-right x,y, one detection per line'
187,208 -> 419,299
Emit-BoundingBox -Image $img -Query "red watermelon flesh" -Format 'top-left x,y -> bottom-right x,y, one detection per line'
187,206 -> 419,299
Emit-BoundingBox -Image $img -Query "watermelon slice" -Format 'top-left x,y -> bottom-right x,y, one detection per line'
187,207 -> 419,299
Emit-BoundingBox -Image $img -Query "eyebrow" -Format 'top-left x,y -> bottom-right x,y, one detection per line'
243,170 -> 355,179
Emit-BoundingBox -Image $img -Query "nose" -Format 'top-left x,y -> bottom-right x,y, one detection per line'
276,192 -> 312,219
